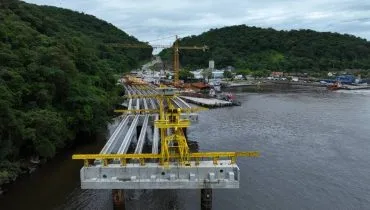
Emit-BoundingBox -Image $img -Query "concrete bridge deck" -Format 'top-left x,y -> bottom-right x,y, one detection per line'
77,84 -> 242,190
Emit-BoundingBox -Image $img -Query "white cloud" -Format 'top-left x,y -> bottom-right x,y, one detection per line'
24,0 -> 370,42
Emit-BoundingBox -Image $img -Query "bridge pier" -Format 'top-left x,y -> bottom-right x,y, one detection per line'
112,189 -> 125,210
201,188 -> 212,210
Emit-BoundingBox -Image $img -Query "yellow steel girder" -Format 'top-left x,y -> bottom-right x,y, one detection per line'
72,152 -> 260,160
72,151 -> 260,166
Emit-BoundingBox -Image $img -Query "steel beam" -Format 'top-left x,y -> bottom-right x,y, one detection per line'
134,115 -> 149,154
128,99 -> 132,112
136,98 -> 140,110
143,98 -> 148,110
100,116 -> 131,154
175,96 -> 192,108
117,115 -> 140,154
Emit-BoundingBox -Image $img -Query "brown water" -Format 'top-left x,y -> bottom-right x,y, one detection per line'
1,88 -> 370,209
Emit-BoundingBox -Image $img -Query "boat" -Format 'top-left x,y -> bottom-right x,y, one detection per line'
213,80 -> 221,92
209,88 -> 216,97
209,80 -> 221,92
231,100 -> 241,106
327,81 -> 342,91
217,92 -> 242,106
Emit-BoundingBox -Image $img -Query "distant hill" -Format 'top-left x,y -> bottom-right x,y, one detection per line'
159,25 -> 370,73
0,0 -> 151,185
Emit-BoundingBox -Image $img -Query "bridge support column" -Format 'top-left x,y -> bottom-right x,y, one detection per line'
201,188 -> 212,210
112,189 -> 125,210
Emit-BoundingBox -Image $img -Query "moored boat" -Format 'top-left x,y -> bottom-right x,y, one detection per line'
327,81 -> 342,91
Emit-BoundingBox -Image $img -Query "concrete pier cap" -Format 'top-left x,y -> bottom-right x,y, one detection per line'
80,160 -> 240,189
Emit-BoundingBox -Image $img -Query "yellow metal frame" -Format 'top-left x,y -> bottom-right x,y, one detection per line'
72,151 -> 260,167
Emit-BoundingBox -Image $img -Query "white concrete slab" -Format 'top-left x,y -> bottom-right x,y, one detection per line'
80,161 -> 240,189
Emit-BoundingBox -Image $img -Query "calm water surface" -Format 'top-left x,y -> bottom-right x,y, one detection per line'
1,88 -> 370,210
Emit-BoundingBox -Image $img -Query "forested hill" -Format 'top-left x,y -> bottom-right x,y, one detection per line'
159,25 -> 370,72
0,1 -> 151,185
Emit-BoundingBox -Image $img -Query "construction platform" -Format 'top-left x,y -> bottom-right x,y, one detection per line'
73,79 -> 258,192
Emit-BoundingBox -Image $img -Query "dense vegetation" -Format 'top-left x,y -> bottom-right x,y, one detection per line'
0,0 -> 152,186
160,25 -> 370,75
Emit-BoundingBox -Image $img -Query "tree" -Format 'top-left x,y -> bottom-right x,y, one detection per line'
252,70 -> 265,79
179,69 -> 194,81
236,69 -> 251,79
159,25 -> 370,72
0,0 -> 152,184
223,70 -> 233,79
201,69 -> 212,82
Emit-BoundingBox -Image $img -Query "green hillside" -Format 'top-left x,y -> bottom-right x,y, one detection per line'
0,0 -> 152,185
159,25 -> 370,74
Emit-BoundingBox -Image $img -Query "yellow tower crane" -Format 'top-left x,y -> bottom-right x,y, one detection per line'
109,35 -> 208,86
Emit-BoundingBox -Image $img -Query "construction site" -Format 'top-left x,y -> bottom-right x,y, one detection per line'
72,36 -> 260,209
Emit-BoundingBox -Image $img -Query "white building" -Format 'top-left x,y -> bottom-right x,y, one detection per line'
234,75 -> 243,80
291,76 -> 299,82
191,69 -> 204,79
209,60 -> 215,70
212,70 -> 224,79
190,69 -> 225,80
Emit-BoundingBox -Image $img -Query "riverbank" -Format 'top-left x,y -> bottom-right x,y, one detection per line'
0,135 -> 106,209
0,112 -> 128,196
0,130 -> 109,196
224,80 -> 325,88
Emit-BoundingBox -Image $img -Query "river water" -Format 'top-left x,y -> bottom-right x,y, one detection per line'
1,87 -> 370,210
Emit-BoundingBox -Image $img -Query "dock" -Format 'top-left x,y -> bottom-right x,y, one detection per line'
180,96 -> 232,108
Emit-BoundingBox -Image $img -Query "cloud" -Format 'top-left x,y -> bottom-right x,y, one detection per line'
25,0 -> 370,43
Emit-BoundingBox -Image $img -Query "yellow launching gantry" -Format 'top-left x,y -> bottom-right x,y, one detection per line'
72,86 -> 259,167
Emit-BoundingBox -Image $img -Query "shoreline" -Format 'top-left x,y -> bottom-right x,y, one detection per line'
223,81 -> 327,91
0,130 -> 109,196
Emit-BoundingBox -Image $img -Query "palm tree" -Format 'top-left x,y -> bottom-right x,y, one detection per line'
201,69 -> 212,83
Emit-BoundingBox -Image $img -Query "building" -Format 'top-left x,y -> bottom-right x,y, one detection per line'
271,72 -> 284,78
212,70 -> 224,79
191,69 -> 225,80
335,75 -> 356,84
209,60 -> 215,70
226,66 -> 235,71
234,75 -> 243,80
191,69 -> 204,79
191,82 -> 210,90
291,76 -> 299,82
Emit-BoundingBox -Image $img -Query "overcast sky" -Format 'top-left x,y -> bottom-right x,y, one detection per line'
25,0 -> 370,44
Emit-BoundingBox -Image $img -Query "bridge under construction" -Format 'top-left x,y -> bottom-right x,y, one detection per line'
72,77 -> 259,209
